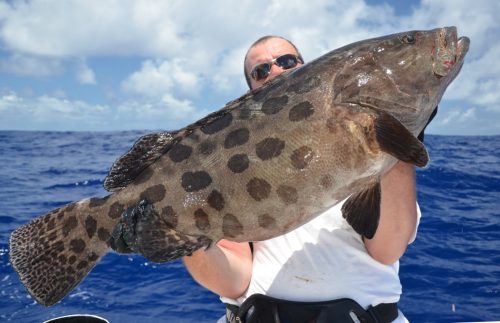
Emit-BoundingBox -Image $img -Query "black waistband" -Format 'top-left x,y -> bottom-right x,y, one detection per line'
226,294 -> 398,323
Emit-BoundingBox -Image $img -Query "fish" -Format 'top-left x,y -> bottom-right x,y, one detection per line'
9,26 -> 469,306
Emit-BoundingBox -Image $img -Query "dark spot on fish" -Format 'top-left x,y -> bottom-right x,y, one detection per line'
227,154 -> 250,173
277,185 -> 298,204
77,260 -> 88,270
169,143 -> 193,163
98,228 -> 110,242
181,171 -> 212,192
258,214 -> 277,229
140,184 -> 166,203
291,146 -> 314,169
134,167 -> 154,185
222,214 -> 243,238
85,215 -> 97,238
88,252 -> 99,262
289,101 -> 315,122
321,175 -> 333,189
53,240 -> 65,253
224,128 -> 250,149
36,219 -> 44,230
108,202 -> 125,219
58,254 -> 67,265
66,203 -> 76,212
252,78 -> 285,101
326,117 -> 338,133
239,107 -> 251,120
186,132 -> 200,142
194,209 -> 210,232
62,216 -> 78,237
287,76 -> 321,94
262,96 -> 288,115
57,211 -> 65,220
69,239 -> 86,253
47,217 -> 56,231
256,138 -> 285,160
68,255 -> 76,265
48,230 -> 57,241
207,190 -> 225,211
198,141 -> 216,155
89,195 -> 110,208
200,112 -> 233,134
41,218 -> 52,230
247,178 -> 271,201
163,206 -> 178,228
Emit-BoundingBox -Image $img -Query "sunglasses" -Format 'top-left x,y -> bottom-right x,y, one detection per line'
250,54 -> 303,81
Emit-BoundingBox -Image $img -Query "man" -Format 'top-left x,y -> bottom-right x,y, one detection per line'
183,36 -> 423,323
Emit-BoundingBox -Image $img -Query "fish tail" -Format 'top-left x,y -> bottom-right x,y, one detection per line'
9,197 -> 112,306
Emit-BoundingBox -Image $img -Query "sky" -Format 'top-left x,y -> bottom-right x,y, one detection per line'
0,0 -> 499,135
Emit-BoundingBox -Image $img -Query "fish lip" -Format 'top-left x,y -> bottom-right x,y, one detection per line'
456,36 -> 470,61
433,27 -> 469,77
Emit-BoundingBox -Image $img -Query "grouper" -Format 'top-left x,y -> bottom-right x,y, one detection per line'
9,26 -> 469,306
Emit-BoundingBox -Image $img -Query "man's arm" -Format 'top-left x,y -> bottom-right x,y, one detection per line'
364,161 -> 418,265
183,239 -> 253,299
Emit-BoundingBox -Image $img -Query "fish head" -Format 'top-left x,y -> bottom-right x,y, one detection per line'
333,26 -> 470,134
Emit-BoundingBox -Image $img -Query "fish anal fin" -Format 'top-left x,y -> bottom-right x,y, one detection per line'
342,181 -> 381,239
110,200 -> 212,263
9,201 -> 108,306
104,132 -> 177,192
374,112 -> 429,167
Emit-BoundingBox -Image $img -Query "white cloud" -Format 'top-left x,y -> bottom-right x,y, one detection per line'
0,1 -> 178,57
0,53 -> 64,77
76,60 -> 97,85
122,59 -> 200,99
0,90 -> 206,131
0,92 -> 22,112
0,91 -> 109,129
441,107 -> 476,125
51,89 -> 67,99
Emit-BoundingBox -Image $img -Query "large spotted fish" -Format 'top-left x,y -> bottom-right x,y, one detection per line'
10,27 -> 469,306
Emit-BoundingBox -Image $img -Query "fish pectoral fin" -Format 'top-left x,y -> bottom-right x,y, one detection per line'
104,131 -> 178,192
109,201 -> 147,254
341,181 -> 381,239
110,199 -> 212,263
374,111 -> 429,167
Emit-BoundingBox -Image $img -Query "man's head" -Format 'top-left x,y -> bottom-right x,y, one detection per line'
244,36 -> 304,90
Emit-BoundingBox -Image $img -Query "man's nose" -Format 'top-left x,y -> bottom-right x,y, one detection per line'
268,64 -> 283,79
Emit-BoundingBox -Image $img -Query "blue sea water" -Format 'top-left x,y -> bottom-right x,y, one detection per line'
0,131 -> 498,323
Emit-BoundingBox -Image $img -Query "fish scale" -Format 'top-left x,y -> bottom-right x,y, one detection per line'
9,26 -> 469,306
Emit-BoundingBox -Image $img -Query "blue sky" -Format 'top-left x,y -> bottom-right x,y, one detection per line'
0,0 -> 498,135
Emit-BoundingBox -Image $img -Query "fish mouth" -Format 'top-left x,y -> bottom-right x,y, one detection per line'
433,26 -> 470,77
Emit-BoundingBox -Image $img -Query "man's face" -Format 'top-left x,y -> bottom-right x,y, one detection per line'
245,38 -> 303,90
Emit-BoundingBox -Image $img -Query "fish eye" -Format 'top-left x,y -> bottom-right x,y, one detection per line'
401,34 -> 416,44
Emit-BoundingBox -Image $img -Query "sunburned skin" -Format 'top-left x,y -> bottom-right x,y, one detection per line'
9,26 -> 469,306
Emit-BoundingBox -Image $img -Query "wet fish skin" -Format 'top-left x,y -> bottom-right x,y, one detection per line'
9,27 -> 469,306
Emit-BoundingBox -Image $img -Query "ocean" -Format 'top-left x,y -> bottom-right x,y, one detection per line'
0,131 -> 498,322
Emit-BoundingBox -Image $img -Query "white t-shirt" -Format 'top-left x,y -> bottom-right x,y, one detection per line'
219,199 -> 421,323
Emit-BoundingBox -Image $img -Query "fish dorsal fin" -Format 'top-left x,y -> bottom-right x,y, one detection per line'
342,181 -> 381,239
374,111 -> 429,167
104,132 -> 177,191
